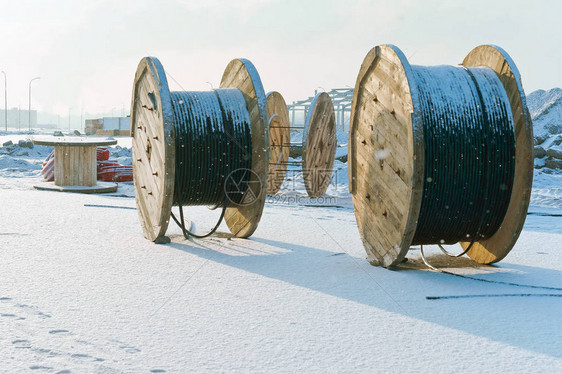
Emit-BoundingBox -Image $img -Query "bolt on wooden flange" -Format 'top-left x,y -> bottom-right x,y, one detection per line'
266,91 -> 337,198
348,44 -> 533,267
130,57 -> 269,241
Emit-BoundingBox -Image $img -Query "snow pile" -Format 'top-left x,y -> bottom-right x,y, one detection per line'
528,88 -> 562,172
0,139 -> 52,178
530,172 -> 562,210
107,145 -> 133,166
0,155 -> 41,173
527,88 -> 562,139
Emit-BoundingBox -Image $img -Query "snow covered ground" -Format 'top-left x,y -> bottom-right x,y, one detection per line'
1,91 -> 561,372
0,185 -> 561,373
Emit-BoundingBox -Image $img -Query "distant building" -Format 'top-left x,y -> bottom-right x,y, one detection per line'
85,116 -> 130,136
0,108 -> 37,129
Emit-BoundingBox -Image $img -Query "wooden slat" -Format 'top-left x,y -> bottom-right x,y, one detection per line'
53,145 -> 97,187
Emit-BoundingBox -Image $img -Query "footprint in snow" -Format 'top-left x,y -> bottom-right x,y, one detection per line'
120,344 -> 141,353
329,252 -> 345,257
75,339 -> 94,346
151,370 -> 167,373
29,365 -> 54,370
12,339 -> 32,349
109,339 -> 141,354
49,329 -> 70,335
71,353 -> 91,359
15,303 -> 52,318
69,352 -> 104,362
1,313 -> 18,318
34,347 -> 56,355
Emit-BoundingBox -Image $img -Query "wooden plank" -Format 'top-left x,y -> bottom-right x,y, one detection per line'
54,146 -> 65,186
33,137 -> 117,147
34,181 -> 118,194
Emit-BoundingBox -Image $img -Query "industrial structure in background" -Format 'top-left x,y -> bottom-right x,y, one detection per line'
85,116 -> 130,136
288,88 -> 352,132
0,108 -> 38,129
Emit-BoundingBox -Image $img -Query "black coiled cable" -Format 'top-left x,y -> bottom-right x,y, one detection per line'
169,89 -> 252,238
411,65 -> 515,245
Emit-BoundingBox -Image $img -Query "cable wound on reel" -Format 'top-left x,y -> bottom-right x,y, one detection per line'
411,65 -> 515,245
349,45 -> 533,267
171,90 -> 252,207
130,57 -> 269,242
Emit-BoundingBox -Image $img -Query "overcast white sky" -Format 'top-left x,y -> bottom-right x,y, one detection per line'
0,0 -> 560,119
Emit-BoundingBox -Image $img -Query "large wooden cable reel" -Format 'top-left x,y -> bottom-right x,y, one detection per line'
349,44 -> 533,267
302,92 -> 337,198
131,57 -> 269,241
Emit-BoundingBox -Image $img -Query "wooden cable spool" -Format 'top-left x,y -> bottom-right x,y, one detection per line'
302,92 -> 337,198
266,91 -> 337,198
349,44 -> 533,267
32,137 -> 119,194
130,57 -> 268,242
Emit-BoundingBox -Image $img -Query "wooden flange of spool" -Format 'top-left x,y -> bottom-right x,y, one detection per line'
131,57 -> 268,241
460,45 -> 533,264
266,91 -> 290,195
349,45 -> 422,267
349,44 -> 532,267
130,57 -> 175,241
302,92 -> 337,198
220,59 -> 269,238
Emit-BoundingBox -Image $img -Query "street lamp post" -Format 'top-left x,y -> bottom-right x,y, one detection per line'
1,71 -> 6,131
28,77 -> 40,131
